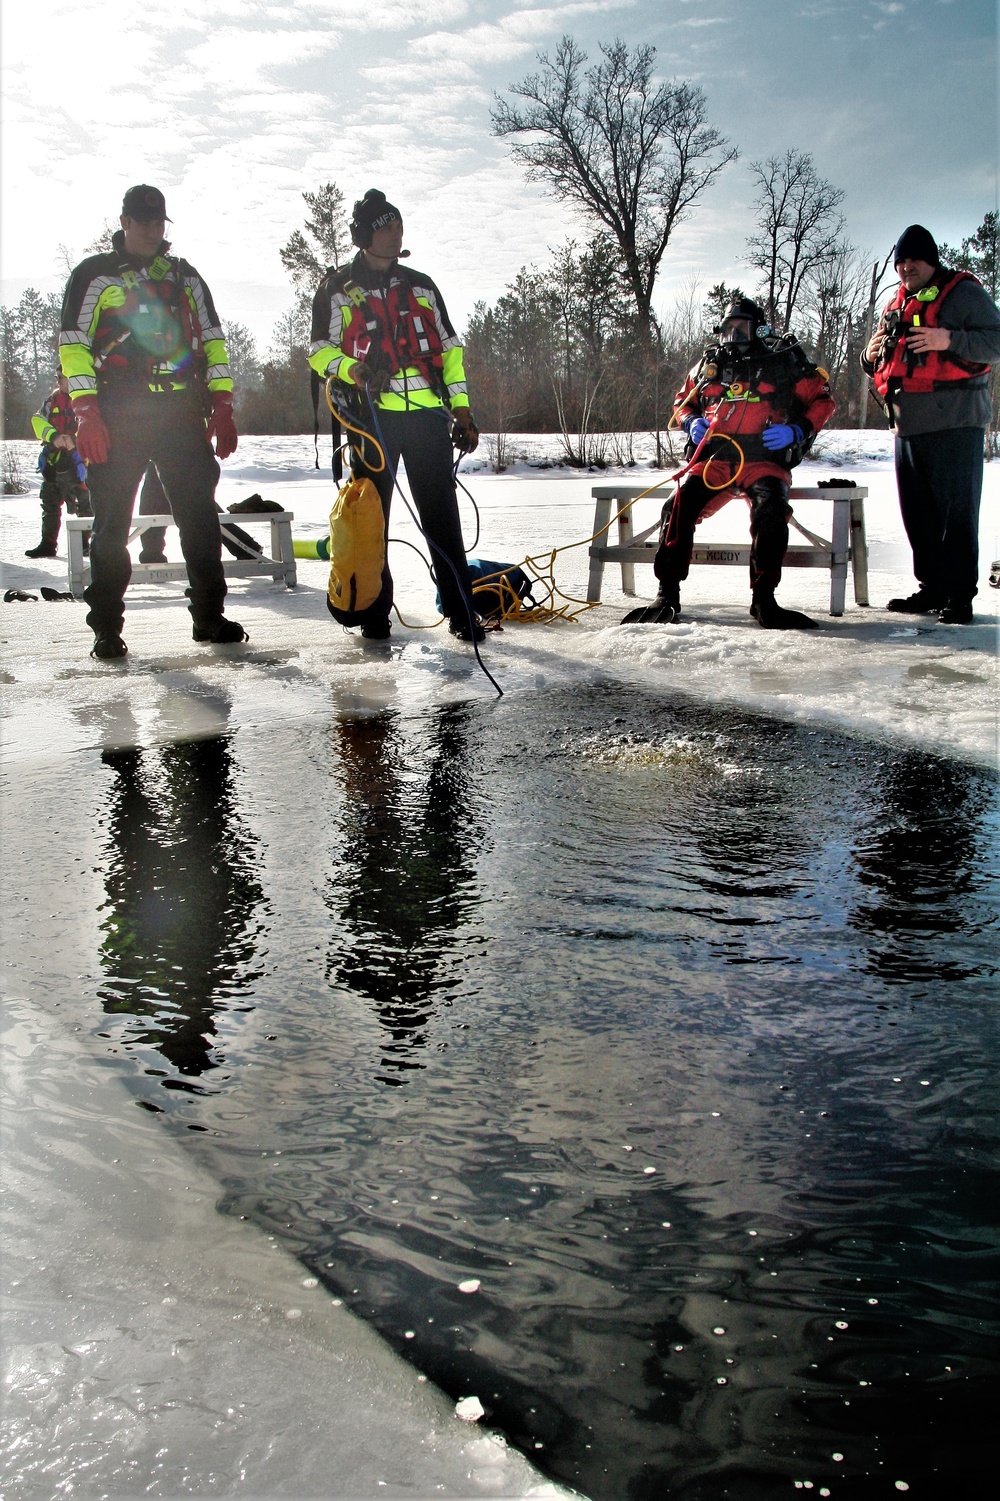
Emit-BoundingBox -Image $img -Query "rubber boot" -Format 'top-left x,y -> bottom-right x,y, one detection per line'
886,588 -> 945,615
25,532 -> 59,559
750,589 -> 818,631
621,581 -> 680,624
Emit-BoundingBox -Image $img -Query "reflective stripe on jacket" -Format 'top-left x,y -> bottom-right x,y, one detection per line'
309,252 -> 469,413
59,232 -> 232,402
31,387 -> 76,446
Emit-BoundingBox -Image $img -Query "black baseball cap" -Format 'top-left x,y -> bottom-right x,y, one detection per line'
122,184 -> 169,222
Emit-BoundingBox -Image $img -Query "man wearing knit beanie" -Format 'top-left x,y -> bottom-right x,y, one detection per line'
862,223 -> 1000,624
308,189 -> 483,642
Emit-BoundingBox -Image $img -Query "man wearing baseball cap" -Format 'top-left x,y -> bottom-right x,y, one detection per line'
58,184 -> 245,658
863,223 -> 1000,624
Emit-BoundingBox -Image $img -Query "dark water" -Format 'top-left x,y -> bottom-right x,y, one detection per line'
81,686 -> 999,1498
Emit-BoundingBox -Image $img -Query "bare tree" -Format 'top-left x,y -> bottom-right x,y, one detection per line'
55,223 -> 115,281
746,150 -> 845,332
280,183 -> 350,288
492,36 -> 736,341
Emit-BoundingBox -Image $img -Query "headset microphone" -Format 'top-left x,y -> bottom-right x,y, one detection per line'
398,248 -> 411,258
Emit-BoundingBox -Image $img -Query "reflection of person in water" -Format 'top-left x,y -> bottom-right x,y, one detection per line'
98,735 -> 265,1081
849,751 -> 990,982
326,706 -> 483,1082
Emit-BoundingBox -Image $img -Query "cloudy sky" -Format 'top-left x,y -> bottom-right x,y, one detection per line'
1,0 -> 996,349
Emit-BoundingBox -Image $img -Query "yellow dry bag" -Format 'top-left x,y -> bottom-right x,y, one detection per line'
326,476 -> 386,617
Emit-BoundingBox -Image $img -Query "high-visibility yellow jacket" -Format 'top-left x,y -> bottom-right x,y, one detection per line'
31,386 -> 76,446
59,231 -> 232,403
309,252 -> 469,413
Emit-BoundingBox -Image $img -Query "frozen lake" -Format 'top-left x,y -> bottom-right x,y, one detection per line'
2,433 -> 998,1496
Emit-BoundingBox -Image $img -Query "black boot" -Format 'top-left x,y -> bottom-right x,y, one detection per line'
750,590 -> 818,630
939,599 -> 973,624
886,588 -> 945,614
621,581 -> 680,624
448,617 -> 485,642
25,539 -> 58,558
91,633 -> 128,659
192,616 -> 248,643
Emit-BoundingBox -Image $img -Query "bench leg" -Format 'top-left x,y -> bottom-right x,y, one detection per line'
272,518 -> 298,588
587,497 -> 612,602
829,497 -> 850,615
850,495 -> 870,606
618,500 -> 636,596
67,526 -> 87,596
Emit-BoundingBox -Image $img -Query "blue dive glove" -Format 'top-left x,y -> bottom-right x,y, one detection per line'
685,416 -> 710,445
762,422 -> 804,451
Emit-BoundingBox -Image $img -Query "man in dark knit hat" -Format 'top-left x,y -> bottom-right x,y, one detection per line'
308,188 -> 482,641
863,223 -> 1000,624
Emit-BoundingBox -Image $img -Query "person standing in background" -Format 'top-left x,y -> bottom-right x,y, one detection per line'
863,223 -> 1000,624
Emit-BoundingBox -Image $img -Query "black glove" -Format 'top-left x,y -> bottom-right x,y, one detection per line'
451,409 -> 479,453
350,361 -> 392,394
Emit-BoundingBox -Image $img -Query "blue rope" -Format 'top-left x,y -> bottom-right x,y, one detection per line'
363,388 -> 503,698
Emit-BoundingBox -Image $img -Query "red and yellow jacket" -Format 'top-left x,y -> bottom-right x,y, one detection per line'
672,337 -> 834,487
31,386 -> 76,446
309,252 -> 469,413
872,270 -> 991,398
59,231 -> 232,403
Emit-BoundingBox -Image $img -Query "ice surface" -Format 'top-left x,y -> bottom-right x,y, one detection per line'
0,993 -> 578,1498
0,428 -> 995,1494
0,431 -> 996,768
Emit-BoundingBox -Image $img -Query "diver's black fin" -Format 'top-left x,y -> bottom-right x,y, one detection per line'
620,602 -> 679,624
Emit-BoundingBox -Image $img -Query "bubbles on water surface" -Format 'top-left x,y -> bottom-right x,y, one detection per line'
65,695 -> 999,1498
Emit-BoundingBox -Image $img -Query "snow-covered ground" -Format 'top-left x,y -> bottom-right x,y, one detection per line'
1,430 -> 997,769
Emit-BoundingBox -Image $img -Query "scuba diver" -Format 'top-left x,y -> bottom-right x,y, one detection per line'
624,296 -> 835,629
308,188 -> 482,641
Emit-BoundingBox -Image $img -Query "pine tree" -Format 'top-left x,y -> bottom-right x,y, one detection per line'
280,184 -> 350,289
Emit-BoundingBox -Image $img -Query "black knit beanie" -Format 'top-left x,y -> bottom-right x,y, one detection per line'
350,189 -> 402,248
893,224 -> 939,267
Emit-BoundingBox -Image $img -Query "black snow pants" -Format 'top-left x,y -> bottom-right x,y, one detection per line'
653,472 -> 792,596
346,406 -> 475,627
894,426 -> 984,603
83,393 -> 226,635
38,452 -> 92,546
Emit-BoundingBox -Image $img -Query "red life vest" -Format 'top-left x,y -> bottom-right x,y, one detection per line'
96,257 -> 205,393
340,274 -> 445,388
873,270 -> 991,397
46,388 -> 77,437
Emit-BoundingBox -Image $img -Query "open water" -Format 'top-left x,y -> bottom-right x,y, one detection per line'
13,682 -> 1000,1499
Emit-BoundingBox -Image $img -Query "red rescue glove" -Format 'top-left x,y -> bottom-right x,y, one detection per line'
451,408 -> 479,454
207,391 -> 238,459
72,397 -> 110,466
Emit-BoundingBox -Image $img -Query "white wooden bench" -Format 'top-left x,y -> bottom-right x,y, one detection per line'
66,512 -> 297,597
587,483 -> 869,616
